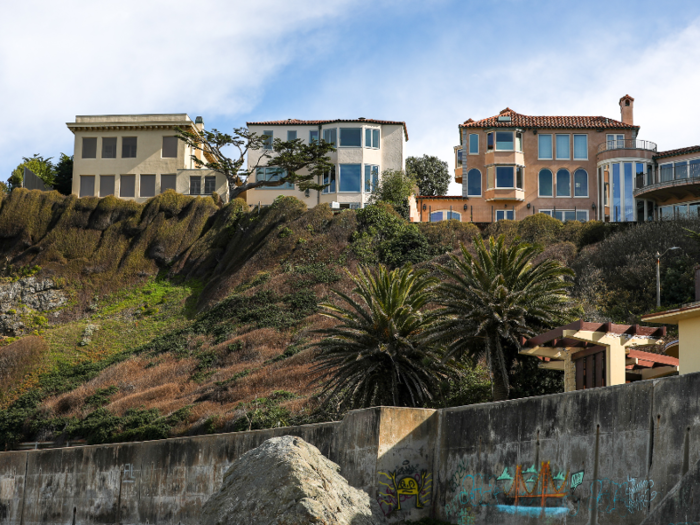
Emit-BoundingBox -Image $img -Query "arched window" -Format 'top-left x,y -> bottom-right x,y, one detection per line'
556,169 -> 571,197
430,211 -> 443,222
539,169 -> 553,197
574,169 -> 588,197
467,169 -> 481,196
446,211 -> 461,221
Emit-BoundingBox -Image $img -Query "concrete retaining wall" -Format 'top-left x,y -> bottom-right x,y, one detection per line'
2,372 -> 700,524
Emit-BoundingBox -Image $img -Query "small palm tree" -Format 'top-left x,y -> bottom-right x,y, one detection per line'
311,264 -> 445,409
428,235 -> 576,401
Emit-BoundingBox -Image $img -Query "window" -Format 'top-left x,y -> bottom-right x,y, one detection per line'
487,133 -> 494,150
82,138 -> 97,159
496,166 -> 514,188
257,167 -> 293,189
141,175 -> 156,197
556,169 -> 570,197
79,175 -> 95,197
447,211 -> 461,221
623,163 -> 634,221
102,138 -> 117,159
538,134 -> 552,159
162,136 -> 178,158
691,159 -> 700,179
339,128 -> 362,147
556,135 -> 570,160
539,169 -> 553,197
690,202 -> 700,218
516,132 -> 523,152
496,210 -> 514,221
339,164 -> 361,192
516,166 -> 523,189
190,176 -> 201,195
287,130 -> 297,141
263,130 -> 273,150
99,175 -> 115,197
364,165 -> 379,192
204,176 -> 216,194
161,174 -> 176,193
122,137 -> 137,158
309,130 -> 319,144
456,149 -> 463,168
573,135 -> 588,160
430,211 -> 443,222
365,128 -> 380,148
469,134 -> 479,154
323,128 -> 336,145
612,163 -> 621,221
120,175 -> 135,197
574,169 -> 588,197
659,205 -> 673,220
675,161 -> 688,179
607,134 -> 624,149
495,131 -> 514,151
467,169 -> 481,196
322,167 -> 336,194
660,163 -> 673,182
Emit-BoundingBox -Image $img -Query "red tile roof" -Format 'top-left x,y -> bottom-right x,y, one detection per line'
459,108 -> 639,130
654,145 -> 700,160
246,118 -> 409,140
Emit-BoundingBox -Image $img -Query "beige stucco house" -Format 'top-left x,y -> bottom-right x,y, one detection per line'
245,118 -> 408,209
67,114 -> 228,203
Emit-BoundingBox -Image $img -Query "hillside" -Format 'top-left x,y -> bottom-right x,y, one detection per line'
0,189 -> 697,448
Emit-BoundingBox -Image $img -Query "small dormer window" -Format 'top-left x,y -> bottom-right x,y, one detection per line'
497,115 -> 512,122
625,100 -> 630,106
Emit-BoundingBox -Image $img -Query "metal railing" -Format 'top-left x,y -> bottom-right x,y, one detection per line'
597,139 -> 657,154
635,162 -> 700,193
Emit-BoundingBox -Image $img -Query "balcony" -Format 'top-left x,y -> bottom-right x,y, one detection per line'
597,139 -> 657,154
634,162 -> 700,202
484,187 -> 525,202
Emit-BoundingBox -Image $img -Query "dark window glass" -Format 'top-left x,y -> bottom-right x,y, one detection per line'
79,175 -> 95,197
204,176 -> 216,194
516,167 -> 523,189
99,175 -> 115,197
339,164 -> 361,192
140,175 -> 156,197
82,138 -> 97,159
556,169 -> 571,197
467,169 -> 481,196
309,130 -> 319,144
122,137 -> 137,158
162,137 -> 178,158
574,169 -> 588,197
496,132 -> 514,150
469,134 -> 479,154
456,149 -> 463,167
539,169 -> 553,196
675,161 -> 688,179
120,175 -> 135,197
287,130 -> 297,141
161,174 -> 176,192
263,130 -> 273,150
102,138 -> 117,158
340,128 -> 362,147
190,176 -> 202,195
690,159 -> 700,179
496,166 -> 514,188
487,133 -> 494,150
430,211 -> 443,222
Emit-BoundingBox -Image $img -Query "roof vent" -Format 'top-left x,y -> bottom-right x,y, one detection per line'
358,117 -> 365,120
497,116 -> 512,122
195,116 -> 203,124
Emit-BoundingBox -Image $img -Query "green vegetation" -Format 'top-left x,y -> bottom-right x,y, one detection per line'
406,154 -> 450,197
368,168 -> 416,219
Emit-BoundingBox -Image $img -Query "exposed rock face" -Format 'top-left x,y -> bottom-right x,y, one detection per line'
0,277 -> 66,335
201,435 -> 385,525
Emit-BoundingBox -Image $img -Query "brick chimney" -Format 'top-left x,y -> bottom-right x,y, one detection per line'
619,95 -> 634,125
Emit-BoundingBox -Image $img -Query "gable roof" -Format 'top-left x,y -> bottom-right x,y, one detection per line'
654,145 -> 700,160
246,118 -> 409,140
459,108 -> 639,131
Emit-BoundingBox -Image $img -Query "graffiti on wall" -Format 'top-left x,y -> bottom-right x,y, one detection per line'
445,458 -> 659,522
378,460 -> 432,516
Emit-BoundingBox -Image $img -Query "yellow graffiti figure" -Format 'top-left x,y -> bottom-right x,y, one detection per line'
378,469 -> 431,512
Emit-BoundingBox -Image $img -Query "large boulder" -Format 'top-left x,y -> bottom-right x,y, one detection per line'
201,435 -> 385,525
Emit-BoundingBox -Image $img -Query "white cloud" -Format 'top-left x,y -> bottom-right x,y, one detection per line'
0,0 -> 353,175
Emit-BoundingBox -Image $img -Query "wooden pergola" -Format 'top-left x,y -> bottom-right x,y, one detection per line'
521,320 -> 677,391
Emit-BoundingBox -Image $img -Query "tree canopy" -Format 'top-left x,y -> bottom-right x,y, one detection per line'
368,169 -> 416,219
9,154 -> 56,190
175,127 -> 335,201
406,154 -> 450,196
53,154 -> 74,195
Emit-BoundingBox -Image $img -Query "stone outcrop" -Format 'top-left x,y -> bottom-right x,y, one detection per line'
0,277 -> 66,335
201,435 -> 385,525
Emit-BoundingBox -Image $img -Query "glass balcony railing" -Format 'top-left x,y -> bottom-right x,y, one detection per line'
635,161 -> 700,192
597,139 -> 657,154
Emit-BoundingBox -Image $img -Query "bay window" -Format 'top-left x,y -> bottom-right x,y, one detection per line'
496,166 -> 514,188
496,131 -> 514,151
339,128 -> 362,147
364,165 -> 379,192
691,159 -> 700,179
339,164 -> 361,192
675,161 -> 688,179
487,132 -> 494,150
365,128 -> 380,149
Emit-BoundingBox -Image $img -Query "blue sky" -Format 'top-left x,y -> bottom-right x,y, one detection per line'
2,0 -> 700,194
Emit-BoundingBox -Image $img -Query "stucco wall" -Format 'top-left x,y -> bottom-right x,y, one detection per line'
3,373 -> 700,524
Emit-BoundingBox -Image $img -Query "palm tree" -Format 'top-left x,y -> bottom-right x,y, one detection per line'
428,235 -> 576,401
311,264 -> 445,409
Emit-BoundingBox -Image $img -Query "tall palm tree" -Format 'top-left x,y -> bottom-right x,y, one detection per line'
311,264 -> 445,409
428,235 -> 576,401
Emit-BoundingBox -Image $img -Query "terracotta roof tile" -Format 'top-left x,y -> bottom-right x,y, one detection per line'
459,108 -> 639,130
246,118 -> 409,140
654,145 -> 700,160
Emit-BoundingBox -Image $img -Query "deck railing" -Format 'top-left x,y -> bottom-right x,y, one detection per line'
597,139 -> 657,154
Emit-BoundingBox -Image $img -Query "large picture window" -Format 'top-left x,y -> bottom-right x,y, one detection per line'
469,134 -> 479,154
556,169 -> 571,197
495,132 -> 514,151
339,164 -> 361,192
538,134 -> 552,159
574,169 -> 588,197
257,167 -> 293,189
339,128 -> 362,147
496,166 -> 514,188
539,169 -> 553,197
467,169 -> 481,196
